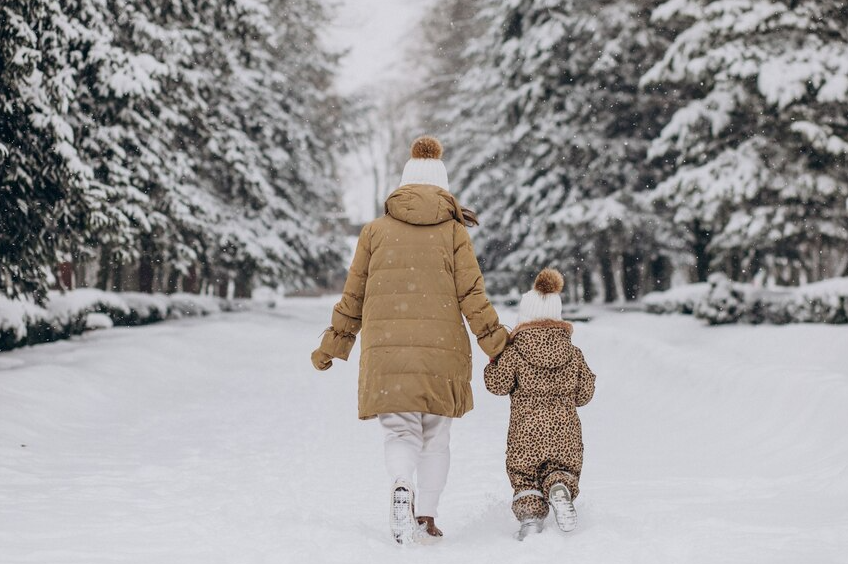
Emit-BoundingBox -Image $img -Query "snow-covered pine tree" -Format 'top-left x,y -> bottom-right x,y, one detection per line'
642,0 -> 848,285
187,0 -> 346,296
3,0 -> 346,299
428,0 -> 673,300
64,0 -> 174,292
0,0 -> 97,301
69,0 -> 346,296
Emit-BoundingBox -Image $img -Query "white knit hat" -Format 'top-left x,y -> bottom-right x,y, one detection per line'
399,136 -> 449,191
517,269 -> 564,325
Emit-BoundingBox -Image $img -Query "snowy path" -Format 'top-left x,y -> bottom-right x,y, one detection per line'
1,298 -> 847,564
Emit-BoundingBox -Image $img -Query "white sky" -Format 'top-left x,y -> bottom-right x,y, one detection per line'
324,0 -> 435,223
326,0 -> 434,95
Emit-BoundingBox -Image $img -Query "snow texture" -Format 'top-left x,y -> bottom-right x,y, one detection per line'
1,298 -> 846,562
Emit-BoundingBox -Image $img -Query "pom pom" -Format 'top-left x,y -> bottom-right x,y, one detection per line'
411,136 -> 443,160
534,268 -> 564,295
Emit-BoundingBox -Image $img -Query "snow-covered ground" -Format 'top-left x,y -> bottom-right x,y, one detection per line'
1,298 -> 847,563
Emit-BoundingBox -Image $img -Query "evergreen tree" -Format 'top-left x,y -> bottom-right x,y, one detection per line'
2,0 -> 346,299
188,0 -> 346,294
428,0 -> 672,300
0,0 -> 97,301
642,0 -> 848,285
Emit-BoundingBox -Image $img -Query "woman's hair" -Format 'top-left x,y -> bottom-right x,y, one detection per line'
461,207 -> 479,227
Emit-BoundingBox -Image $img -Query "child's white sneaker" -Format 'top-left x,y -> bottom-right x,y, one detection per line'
515,517 -> 544,541
548,483 -> 577,532
389,481 -> 416,545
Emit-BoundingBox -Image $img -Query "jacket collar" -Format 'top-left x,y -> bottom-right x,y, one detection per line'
510,319 -> 574,341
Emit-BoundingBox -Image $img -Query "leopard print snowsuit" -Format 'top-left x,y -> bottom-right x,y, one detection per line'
484,319 -> 596,521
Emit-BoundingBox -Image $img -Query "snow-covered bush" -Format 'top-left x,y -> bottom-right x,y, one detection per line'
786,279 -> 848,325
1,290 -> 230,352
167,294 -> 222,318
85,313 -> 114,330
0,297 -> 50,350
643,283 -> 710,315
46,289 -> 131,337
121,293 -> 172,325
694,274 -> 748,325
643,275 -> 848,325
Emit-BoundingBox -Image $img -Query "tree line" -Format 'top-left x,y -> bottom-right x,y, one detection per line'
408,0 -> 848,301
1,0 -> 345,303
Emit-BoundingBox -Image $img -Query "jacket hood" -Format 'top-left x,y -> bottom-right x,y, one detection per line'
384,184 -> 464,226
510,319 -> 574,369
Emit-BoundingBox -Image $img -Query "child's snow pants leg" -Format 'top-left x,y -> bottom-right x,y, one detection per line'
507,467 -> 549,520
507,463 -> 582,521
378,412 -> 452,518
541,467 -> 580,500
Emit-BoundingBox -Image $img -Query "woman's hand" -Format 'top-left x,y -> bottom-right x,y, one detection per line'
311,349 -> 333,371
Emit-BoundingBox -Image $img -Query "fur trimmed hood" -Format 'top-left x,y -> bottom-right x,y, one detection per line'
510,319 -> 574,340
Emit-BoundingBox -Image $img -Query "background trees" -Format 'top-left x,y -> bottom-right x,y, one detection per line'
642,0 -> 848,286
1,0 -> 346,301
4,0 -> 847,304
410,0 -> 848,300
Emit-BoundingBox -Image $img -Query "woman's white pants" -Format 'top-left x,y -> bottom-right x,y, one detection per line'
378,412 -> 452,518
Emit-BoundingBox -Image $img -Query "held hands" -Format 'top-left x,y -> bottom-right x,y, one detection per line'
311,349 -> 333,371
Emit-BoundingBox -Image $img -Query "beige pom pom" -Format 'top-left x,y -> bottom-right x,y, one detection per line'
534,268 -> 564,295
411,136 -> 443,160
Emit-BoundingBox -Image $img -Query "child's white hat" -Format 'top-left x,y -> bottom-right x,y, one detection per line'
517,268 -> 564,325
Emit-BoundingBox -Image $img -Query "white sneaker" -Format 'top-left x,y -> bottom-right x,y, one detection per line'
389,481 -> 416,545
548,483 -> 577,532
515,517 -> 544,541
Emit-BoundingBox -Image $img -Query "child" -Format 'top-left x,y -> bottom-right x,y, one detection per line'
484,268 -> 596,540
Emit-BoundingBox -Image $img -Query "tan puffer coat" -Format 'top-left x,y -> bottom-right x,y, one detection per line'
314,184 -> 508,420
484,319 -> 595,510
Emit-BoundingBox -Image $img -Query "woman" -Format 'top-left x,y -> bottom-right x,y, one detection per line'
311,136 -> 508,544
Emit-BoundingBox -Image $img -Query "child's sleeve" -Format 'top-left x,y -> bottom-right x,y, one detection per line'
574,348 -> 596,407
484,346 -> 519,396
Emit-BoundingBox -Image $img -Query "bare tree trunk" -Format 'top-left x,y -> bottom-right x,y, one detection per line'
581,267 -> 595,303
727,254 -> 743,281
216,276 -> 230,298
183,265 -> 199,294
649,255 -> 671,292
74,260 -> 88,288
57,262 -> 74,291
154,264 -> 165,293
234,271 -> 252,299
693,221 -> 712,282
113,262 -> 124,292
622,253 -> 642,301
96,251 -> 111,291
600,253 -> 618,303
138,239 -> 154,293
166,268 -> 180,294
